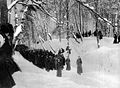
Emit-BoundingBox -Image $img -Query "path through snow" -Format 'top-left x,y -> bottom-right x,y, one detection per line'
13,37 -> 120,88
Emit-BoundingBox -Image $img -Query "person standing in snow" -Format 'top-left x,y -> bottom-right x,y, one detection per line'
66,57 -> 71,70
76,56 -> 83,75
56,57 -> 62,77
118,34 -> 120,43
55,49 -> 65,77
65,45 -> 71,70
113,33 -> 118,44
98,30 -> 103,40
0,23 -> 20,88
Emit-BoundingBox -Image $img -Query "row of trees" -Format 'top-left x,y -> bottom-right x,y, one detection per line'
89,0 -> 120,36
1,0 -> 120,46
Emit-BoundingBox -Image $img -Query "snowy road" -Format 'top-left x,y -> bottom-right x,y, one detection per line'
13,37 -> 120,88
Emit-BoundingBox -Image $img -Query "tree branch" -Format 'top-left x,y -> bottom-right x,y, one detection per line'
8,0 -> 19,11
75,0 -> 114,27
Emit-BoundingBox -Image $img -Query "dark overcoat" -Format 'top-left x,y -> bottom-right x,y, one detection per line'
0,33 -> 15,88
76,58 -> 83,75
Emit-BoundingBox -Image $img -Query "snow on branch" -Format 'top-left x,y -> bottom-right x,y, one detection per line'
75,0 -> 113,27
98,17 -> 111,23
84,3 -> 94,9
8,0 -> 19,11
8,0 -> 57,23
34,4 -> 57,23
31,0 -> 46,5
18,2 -> 28,6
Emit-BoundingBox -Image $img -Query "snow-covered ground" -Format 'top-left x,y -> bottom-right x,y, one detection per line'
12,37 -> 120,88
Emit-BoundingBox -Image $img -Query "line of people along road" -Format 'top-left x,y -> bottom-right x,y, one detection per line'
0,23 -> 83,88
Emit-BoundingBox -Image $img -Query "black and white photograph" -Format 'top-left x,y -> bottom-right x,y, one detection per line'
0,0 -> 120,88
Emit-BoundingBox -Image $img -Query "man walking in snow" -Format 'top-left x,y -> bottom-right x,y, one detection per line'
76,56 -> 83,75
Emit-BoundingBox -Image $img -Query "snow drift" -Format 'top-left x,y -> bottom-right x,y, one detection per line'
13,37 -> 120,88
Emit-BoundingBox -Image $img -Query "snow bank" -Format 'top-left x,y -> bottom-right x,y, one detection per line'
12,37 -> 120,88
12,52 -> 93,88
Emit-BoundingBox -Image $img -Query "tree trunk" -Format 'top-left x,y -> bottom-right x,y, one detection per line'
95,0 -> 100,48
59,0 -> 62,42
79,2 -> 81,32
0,0 -> 8,24
66,0 -> 71,71
78,2 -> 83,41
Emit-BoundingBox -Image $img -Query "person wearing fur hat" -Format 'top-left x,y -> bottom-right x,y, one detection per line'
0,23 -> 21,88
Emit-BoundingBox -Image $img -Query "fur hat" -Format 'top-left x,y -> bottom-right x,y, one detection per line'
0,23 -> 14,34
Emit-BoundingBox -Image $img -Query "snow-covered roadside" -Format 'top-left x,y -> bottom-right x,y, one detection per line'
12,37 -> 120,88
12,52 -> 89,88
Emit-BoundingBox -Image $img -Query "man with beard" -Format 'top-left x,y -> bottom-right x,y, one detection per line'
0,23 -> 20,88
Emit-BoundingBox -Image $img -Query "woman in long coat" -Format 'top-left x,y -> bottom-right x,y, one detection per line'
76,56 -> 83,75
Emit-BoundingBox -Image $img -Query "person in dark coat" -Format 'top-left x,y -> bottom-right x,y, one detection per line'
98,31 -> 103,40
66,57 -> 71,70
66,46 -> 71,70
76,56 -> 83,75
118,35 -> 120,43
0,23 -> 20,88
55,56 -> 62,77
55,49 -> 65,77
113,33 -> 118,44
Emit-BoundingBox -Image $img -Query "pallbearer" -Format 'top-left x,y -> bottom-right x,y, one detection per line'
76,56 -> 83,75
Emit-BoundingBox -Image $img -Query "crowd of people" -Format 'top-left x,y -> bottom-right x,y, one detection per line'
15,44 -> 83,77
15,44 -> 66,72
0,23 -> 83,88
74,30 -> 103,40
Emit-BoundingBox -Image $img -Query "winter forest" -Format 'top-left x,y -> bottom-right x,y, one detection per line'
0,0 -> 120,88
